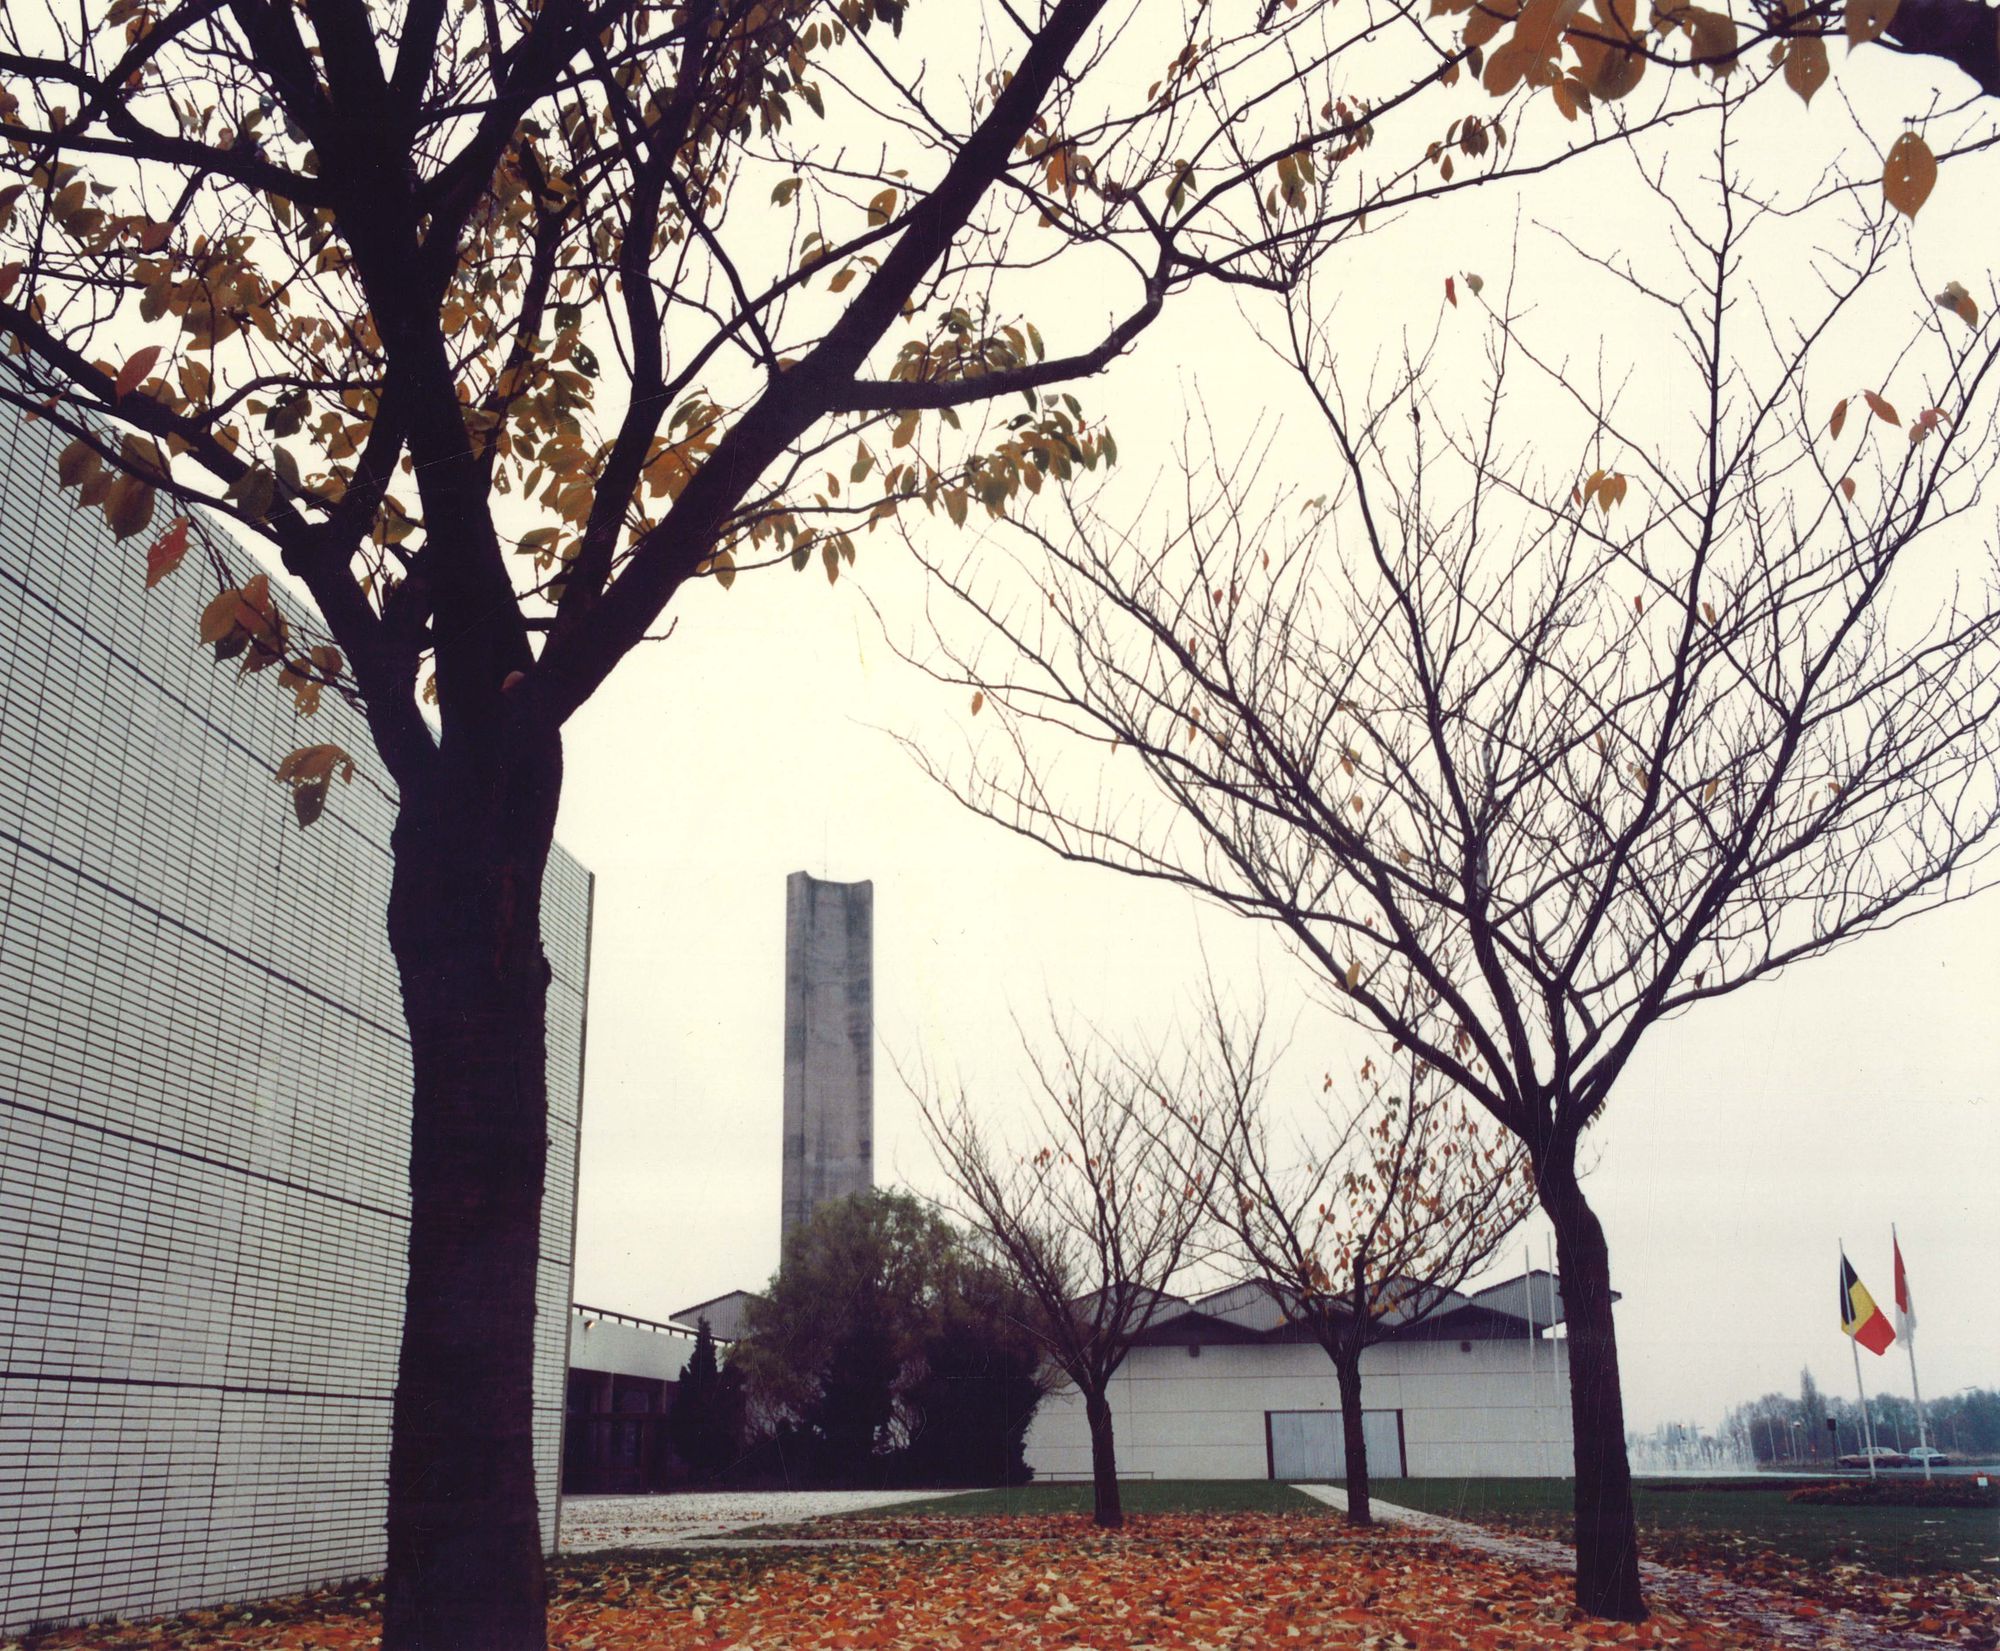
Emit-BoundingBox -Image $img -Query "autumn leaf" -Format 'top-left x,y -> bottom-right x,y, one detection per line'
1782,34 -> 1828,104
1883,131 -> 1937,220
1863,388 -> 1900,426
1839,475 -> 1856,502
1570,0 -> 1647,100
114,344 -> 162,400
56,437 -> 99,489
1846,0 -> 1899,45
1934,280 -> 1978,328
1829,397 -> 1848,440
1680,7 -> 1741,77
146,517 -> 190,587
1445,275 -> 1458,307
274,742 -> 355,830
104,472 -> 156,539
971,690 -> 985,715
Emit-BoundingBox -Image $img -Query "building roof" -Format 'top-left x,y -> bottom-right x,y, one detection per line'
670,1289 -> 763,1342
1126,1268 -> 1595,1348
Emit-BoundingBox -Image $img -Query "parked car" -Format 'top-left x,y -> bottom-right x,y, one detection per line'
1837,1446 -> 1910,1468
1905,1446 -> 1952,1468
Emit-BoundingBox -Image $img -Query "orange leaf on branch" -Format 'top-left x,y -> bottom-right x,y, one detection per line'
145,517 -> 189,586
114,343 -> 162,399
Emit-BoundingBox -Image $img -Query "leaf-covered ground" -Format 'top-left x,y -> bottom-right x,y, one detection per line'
18,1512 -> 1993,1650
1377,1499 -> 1998,1642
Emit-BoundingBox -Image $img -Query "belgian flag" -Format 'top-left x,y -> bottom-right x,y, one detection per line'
1840,1253 -> 1896,1355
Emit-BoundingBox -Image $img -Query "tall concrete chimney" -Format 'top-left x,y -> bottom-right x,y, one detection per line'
781,871 -> 874,1241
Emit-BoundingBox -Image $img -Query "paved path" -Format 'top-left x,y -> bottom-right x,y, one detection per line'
1296,1485 -> 1965,1651
559,1489 -> 973,1551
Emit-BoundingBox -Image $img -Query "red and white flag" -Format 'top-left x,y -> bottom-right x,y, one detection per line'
1894,1232 -> 1916,1341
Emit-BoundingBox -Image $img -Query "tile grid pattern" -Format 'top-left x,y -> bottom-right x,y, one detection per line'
0,413 -> 588,1634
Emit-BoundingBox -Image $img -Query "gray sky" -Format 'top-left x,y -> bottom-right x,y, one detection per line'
554,46 -> 2000,1437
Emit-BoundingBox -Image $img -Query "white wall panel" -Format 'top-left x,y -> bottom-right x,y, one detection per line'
1024,1336 -> 1574,1482
0,412 -> 591,1634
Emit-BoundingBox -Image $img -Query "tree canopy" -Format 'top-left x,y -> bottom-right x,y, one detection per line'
732,1189 -> 1043,1485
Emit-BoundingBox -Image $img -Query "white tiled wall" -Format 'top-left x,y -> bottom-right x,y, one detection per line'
1024,1336 -> 1575,1480
0,413 -> 590,1634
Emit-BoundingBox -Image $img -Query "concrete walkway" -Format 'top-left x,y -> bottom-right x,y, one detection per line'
560,1489 -> 975,1551
1295,1485 -> 1967,1651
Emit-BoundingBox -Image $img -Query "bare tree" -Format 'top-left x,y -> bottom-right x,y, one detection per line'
1151,989 -> 1535,1526
917,1020 -> 1207,1527
903,118 -> 2000,1616
0,0 -> 1644,1638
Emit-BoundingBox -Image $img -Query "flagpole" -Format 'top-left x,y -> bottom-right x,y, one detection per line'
1844,1242 -> 1878,1480
1896,1224 -> 1931,1482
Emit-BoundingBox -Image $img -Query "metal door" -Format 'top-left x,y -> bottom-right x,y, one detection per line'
1268,1409 -> 1405,1479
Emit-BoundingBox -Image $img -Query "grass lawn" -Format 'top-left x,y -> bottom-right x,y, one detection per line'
822,1476 -> 1994,1578
1361,1477 -> 2000,1577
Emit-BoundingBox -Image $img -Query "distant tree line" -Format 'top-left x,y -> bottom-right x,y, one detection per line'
1663,1372 -> 2000,1465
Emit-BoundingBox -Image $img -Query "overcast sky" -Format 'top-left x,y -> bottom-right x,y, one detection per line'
552,43 -> 2000,1439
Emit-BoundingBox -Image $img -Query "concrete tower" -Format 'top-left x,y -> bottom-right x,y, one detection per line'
781,871 -> 874,1241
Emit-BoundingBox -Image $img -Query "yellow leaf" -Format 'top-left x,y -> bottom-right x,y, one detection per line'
1883,131 -> 1936,220
712,548 -> 736,590
828,265 -> 856,293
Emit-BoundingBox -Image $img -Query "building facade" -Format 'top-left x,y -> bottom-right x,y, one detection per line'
563,1307 -> 698,1495
1023,1274 -> 1576,1481
0,413 -> 591,1634
780,871 -> 872,1240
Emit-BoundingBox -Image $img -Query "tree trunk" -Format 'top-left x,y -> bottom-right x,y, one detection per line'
1536,1153 -> 1646,1622
1083,1386 -> 1123,1528
382,730 -> 563,1651
1334,1347 -> 1372,1526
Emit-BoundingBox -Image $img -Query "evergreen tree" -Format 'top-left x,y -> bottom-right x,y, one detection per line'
667,1319 -> 732,1480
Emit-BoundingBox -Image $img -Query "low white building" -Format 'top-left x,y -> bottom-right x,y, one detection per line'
1024,1271 -> 1579,1481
